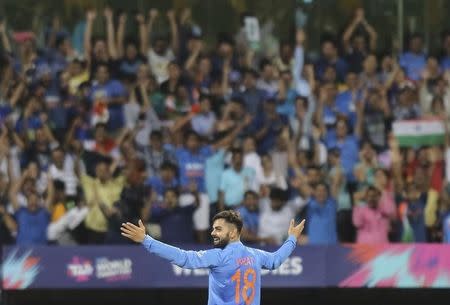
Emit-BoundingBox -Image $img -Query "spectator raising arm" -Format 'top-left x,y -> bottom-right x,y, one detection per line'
137,13 -> 148,55
83,9 -> 97,65
212,114 -> 253,151
116,12 -> 127,59
0,20 -> 12,53
9,168 -> 30,211
145,9 -> 159,54
342,8 -> 377,52
0,204 -> 17,235
104,7 -> 118,60
167,10 -> 179,54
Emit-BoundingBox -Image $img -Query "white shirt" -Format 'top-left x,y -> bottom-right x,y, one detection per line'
255,169 -> 287,190
258,197 -> 306,244
244,152 -> 262,176
148,48 -> 175,84
48,155 -> 78,196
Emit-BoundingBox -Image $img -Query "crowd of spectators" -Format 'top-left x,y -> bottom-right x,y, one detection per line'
0,6 -> 450,246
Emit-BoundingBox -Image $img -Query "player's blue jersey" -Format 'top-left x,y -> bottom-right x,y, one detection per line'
142,235 -> 297,305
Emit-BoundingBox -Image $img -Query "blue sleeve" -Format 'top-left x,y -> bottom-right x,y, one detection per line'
399,54 -> 407,68
256,235 -> 297,270
142,235 -> 222,269
293,46 -> 304,85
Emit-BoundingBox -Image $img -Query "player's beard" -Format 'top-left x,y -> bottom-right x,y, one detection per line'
213,233 -> 231,249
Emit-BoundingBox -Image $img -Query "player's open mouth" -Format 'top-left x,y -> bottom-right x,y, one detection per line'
213,238 -> 219,242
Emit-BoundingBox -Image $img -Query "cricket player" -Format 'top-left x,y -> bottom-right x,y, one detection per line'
121,210 -> 305,305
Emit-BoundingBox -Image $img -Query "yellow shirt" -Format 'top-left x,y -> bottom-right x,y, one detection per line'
69,71 -> 89,96
51,203 -> 66,222
81,174 -> 125,232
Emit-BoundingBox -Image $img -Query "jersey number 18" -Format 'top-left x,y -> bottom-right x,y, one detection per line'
231,268 -> 256,305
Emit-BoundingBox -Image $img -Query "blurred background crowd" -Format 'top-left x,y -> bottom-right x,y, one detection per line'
1,0 -> 450,246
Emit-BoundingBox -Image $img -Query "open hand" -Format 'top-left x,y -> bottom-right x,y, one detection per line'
104,7 -> 113,20
86,10 -> 97,21
121,219 -> 146,243
287,219 -> 305,239
149,9 -> 159,20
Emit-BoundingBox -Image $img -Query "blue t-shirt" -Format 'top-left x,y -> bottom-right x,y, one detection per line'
219,167 -> 256,207
443,213 -> 450,243
250,114 -> 288,154
276,89 -> 298,117
315,57 -> 348,82
15,115 -> 43,134
335,90 -> 362,128
236,206 -> 259,236
205,149 -> 226,203
15,207 -> 50,245
306,197 -> 337,244
326,135 -> 359,180
406,199 -> 426,242
150,204 -> 196,244
145,176 -> 179,197
90,80 -> 127,130
176,145 -> 213,193
441,57 -> 450,71
399,52 -> 426,81
142,234 -> 297,305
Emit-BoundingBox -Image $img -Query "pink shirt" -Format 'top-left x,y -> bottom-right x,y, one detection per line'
353,191 -> 396,243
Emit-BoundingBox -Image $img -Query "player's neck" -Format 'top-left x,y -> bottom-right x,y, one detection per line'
229,237 -> 240,244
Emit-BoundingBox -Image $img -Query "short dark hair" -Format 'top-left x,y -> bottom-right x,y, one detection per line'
150,130 -> 163,140
367,185 -> 381,195
212,210 -> 243,234
160,161 -> 177,173
164,187 -> 179,197
244,190 -> 258,199
53,179 -> 66,192
269,187 -> 288,201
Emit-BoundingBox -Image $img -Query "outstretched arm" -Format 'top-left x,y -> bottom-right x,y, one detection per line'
257,219 -> 305,270
121,220 -> 222,269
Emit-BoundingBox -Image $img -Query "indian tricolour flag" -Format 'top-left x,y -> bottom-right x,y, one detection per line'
393,118 -> 445,147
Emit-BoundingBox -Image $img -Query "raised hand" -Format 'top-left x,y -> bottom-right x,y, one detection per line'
104,7 -> 113,20
121,219 -> 146,243
86,9 -> 97,21
119,12 -> 128,25
166,9 -> 176,21
180,7 -> 191,24
296,29 -> 306,45
149,9 -> 159,21
287,219 -> 305,239
354,8 -> 365,23
135,13 -> 144,24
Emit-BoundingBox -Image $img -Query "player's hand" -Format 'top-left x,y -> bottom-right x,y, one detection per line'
121,219 -> 146,243
287,219 -> 305,239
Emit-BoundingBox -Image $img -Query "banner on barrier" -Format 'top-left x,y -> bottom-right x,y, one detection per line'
2,244 -> 450,289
